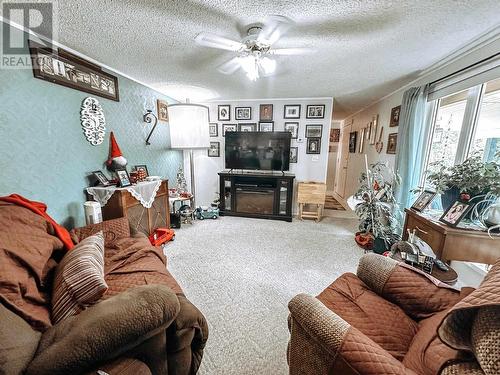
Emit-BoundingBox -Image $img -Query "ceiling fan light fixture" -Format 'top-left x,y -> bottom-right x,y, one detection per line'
260,56 -> 276,75
239,55 -> 259,81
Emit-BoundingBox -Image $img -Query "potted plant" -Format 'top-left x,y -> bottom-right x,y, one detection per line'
426,152 -> 500,209
354,161 -> 402,253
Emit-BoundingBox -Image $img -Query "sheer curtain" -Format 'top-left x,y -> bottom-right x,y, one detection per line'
395,85 -> 433,209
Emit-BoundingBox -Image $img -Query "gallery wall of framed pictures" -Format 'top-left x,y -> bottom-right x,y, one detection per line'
206,100 -> 332,170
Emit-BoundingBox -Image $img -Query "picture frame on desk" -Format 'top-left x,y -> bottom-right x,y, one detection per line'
92,170 -> 111,186
115,169 -> 132,187
411,190 -> 436,212
439,200 -> 471,227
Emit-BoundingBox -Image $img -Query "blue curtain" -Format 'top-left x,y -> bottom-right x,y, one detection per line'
395,85 -> 433,210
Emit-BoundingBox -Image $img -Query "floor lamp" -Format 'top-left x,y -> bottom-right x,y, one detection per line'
168,103 -> 210,207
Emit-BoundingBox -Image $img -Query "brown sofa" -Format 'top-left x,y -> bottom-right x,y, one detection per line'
288,253 -> 500,374
0,203 -> 208,375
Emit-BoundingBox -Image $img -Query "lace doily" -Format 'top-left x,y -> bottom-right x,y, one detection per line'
87,180 -> 162,208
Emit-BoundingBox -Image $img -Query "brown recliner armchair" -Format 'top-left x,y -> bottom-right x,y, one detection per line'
288,253 -> 500,374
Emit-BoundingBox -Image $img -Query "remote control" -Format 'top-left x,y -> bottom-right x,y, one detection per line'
434,259 -> 449,272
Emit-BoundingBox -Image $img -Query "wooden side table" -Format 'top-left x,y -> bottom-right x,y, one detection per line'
403,208 -> 499,265
297,182 -> 327,222
94,180 -> 170,235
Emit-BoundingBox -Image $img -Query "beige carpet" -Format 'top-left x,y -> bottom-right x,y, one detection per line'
166,216 -> 361,374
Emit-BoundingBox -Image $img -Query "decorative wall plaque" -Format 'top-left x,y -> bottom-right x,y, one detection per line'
80,97 -> 106,145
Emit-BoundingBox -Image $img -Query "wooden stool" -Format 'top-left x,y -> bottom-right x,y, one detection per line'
297,182 -> 327,222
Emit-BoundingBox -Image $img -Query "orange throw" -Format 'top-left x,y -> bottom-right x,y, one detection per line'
0,194 -> 74,250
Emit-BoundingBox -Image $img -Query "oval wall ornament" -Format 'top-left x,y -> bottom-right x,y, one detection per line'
80,97 -> 106,145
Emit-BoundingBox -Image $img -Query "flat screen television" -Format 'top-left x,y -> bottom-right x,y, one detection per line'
225,131 -> 291,171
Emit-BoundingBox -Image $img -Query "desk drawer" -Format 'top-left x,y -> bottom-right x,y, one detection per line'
405,216 -> 444,258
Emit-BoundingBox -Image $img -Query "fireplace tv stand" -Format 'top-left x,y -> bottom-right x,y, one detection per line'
218,171 -> 295,222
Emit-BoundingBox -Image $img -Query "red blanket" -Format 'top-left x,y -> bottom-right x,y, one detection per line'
0,194 -> 74,250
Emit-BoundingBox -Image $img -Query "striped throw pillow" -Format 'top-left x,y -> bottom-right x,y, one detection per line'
51,231 -> 108,323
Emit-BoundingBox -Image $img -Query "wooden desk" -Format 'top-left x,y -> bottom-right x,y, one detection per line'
96,180 -> 170,235
403,208 -> 499,265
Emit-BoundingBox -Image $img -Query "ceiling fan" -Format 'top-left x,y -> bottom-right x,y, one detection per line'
195,15 -> 315,81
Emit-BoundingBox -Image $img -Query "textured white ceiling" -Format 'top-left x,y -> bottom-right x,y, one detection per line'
55,0 -> 500,118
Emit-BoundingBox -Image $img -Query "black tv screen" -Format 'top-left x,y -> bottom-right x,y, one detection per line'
225,131 -> 291,171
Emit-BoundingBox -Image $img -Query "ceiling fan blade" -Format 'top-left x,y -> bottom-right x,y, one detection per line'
258,15 -> 294,45
269,48 -> 317,56
217,57 -> 241,75
195,32 -> 245,52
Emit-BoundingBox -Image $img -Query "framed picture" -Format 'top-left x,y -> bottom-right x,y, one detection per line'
209,123 -> 218,137
306,104 -> 325,119
411,190 -> 437,212
235,107 -> 251,120
208,141 -> 220,157
387,133 -> 398,154
260,104 -> 273,121
330,128 -> 340,143
439,201 -> 471,227
157,100 -> 169,122
349,132 -> 357,153
92,170 -> 111,186
29,41 -> 119,102
284,104 -> 301,119
134,165 -> 149,177
358,128 -> 365,153
306,138 -> 321,154
115,169 -> 132,187
305,124 -> 323,138
238,123 -> 257,132
284,122 -> 299,139
290,147 -> 298,163
390,105 -> 401,127
218,105 -> 231,121
222,124 -> 237,136
259,121 -> 274,132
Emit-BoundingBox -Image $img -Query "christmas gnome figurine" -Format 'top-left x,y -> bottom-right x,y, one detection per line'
106,131 -> 127,171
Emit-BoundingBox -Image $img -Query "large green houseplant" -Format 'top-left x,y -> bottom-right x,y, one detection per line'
426,152 -> 500,209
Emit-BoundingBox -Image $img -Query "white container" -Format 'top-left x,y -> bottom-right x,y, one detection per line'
84,201 -> 102,225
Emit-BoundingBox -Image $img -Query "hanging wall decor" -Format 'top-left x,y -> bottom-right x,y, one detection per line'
80,97 -> 106,145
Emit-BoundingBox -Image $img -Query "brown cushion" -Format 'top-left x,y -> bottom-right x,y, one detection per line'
71,217 -> 130,247
51,232 -> 108,323
317,272 -> 418,361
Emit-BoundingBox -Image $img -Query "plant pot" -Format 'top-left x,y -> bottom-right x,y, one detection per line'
373,237 -> 388,254
441,186 -> 460,211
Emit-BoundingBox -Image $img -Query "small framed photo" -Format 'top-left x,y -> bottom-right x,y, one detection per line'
115,169 -> 132,187
208,141 -> 220,157
222,124 -> 237,136
439,200 -> 471,227
390,105 -> 401,127
218,105 -> 231,121
306,104 -> 325,119
284,104 -> 301,119
330,128 -> 340,143
157,99 -> 169,122
235,107 -> 251,120
92,170 -> 111,186
411,190 -> 436,212
259,121 -> 274,132
387,133 -> 398,154
238,123 -> 257,132
284,122 -> 299,139
260,104 -> 273,121
209,123 -> 218,137
305,124 -> 323,138
349,131 -> 357,153
134,165 -> 149,177
290,147 -> 298,163
306,138 -> 321,154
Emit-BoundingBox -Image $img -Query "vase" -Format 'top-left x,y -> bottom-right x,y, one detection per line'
483,200 -> 500,228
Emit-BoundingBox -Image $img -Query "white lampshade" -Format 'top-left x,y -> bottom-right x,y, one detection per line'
168,103 -> 210,149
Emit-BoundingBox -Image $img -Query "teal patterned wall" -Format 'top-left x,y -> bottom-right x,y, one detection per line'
0,29 -> 182,227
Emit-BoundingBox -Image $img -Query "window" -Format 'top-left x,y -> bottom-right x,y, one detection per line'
425,77 -> 500,179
